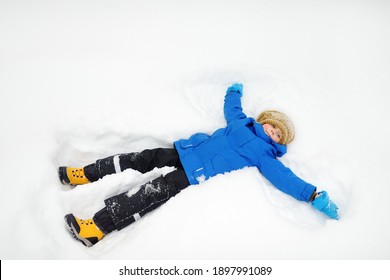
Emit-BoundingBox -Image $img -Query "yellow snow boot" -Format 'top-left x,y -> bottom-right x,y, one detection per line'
58,166 -> 90,186
65,214 -> 105,247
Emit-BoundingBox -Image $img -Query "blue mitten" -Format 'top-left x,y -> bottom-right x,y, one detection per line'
226,83 -> 243,95
311,191 -> 339,220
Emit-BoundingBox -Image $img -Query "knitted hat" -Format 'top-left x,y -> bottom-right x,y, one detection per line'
257,110 -> 295,145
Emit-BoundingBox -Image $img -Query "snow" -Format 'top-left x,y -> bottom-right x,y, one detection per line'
1,0 -> 390,260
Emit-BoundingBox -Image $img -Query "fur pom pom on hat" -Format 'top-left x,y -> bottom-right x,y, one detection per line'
257,110 -> 295,145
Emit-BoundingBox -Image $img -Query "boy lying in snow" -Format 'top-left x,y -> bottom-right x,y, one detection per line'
59,83 -> 339,247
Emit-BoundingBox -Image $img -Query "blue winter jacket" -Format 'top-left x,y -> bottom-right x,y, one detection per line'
174,86 -> 316,202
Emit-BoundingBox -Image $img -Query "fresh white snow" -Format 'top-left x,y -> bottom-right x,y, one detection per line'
1,0 -> 390,260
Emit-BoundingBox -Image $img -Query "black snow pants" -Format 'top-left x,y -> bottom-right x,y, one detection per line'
84,148 -> 190,234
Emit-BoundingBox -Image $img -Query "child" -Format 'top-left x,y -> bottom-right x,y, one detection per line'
59,83 -> 339,247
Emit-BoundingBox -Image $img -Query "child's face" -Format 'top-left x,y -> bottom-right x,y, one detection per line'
262,123 -> 282,143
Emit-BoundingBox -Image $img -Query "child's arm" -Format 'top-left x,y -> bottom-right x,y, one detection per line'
224,83 -> 247,123
257,157 -> 317,202
258,157 -> 339,219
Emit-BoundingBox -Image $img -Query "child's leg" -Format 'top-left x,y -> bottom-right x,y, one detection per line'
84,148 -> 182,182
94,168 -> 189,232
65,169 -> 189,246
94,169 -> 189,232
59,148 -> 182,185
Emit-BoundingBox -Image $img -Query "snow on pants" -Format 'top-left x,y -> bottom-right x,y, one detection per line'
87,148 -> 190,233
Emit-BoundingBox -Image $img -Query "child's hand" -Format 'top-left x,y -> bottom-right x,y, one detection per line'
311,191 -> 339,220
226,83 -> 243,95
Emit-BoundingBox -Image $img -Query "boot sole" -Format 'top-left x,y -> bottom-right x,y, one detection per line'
64,214 -> 95,247
58,167 -> 71,185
